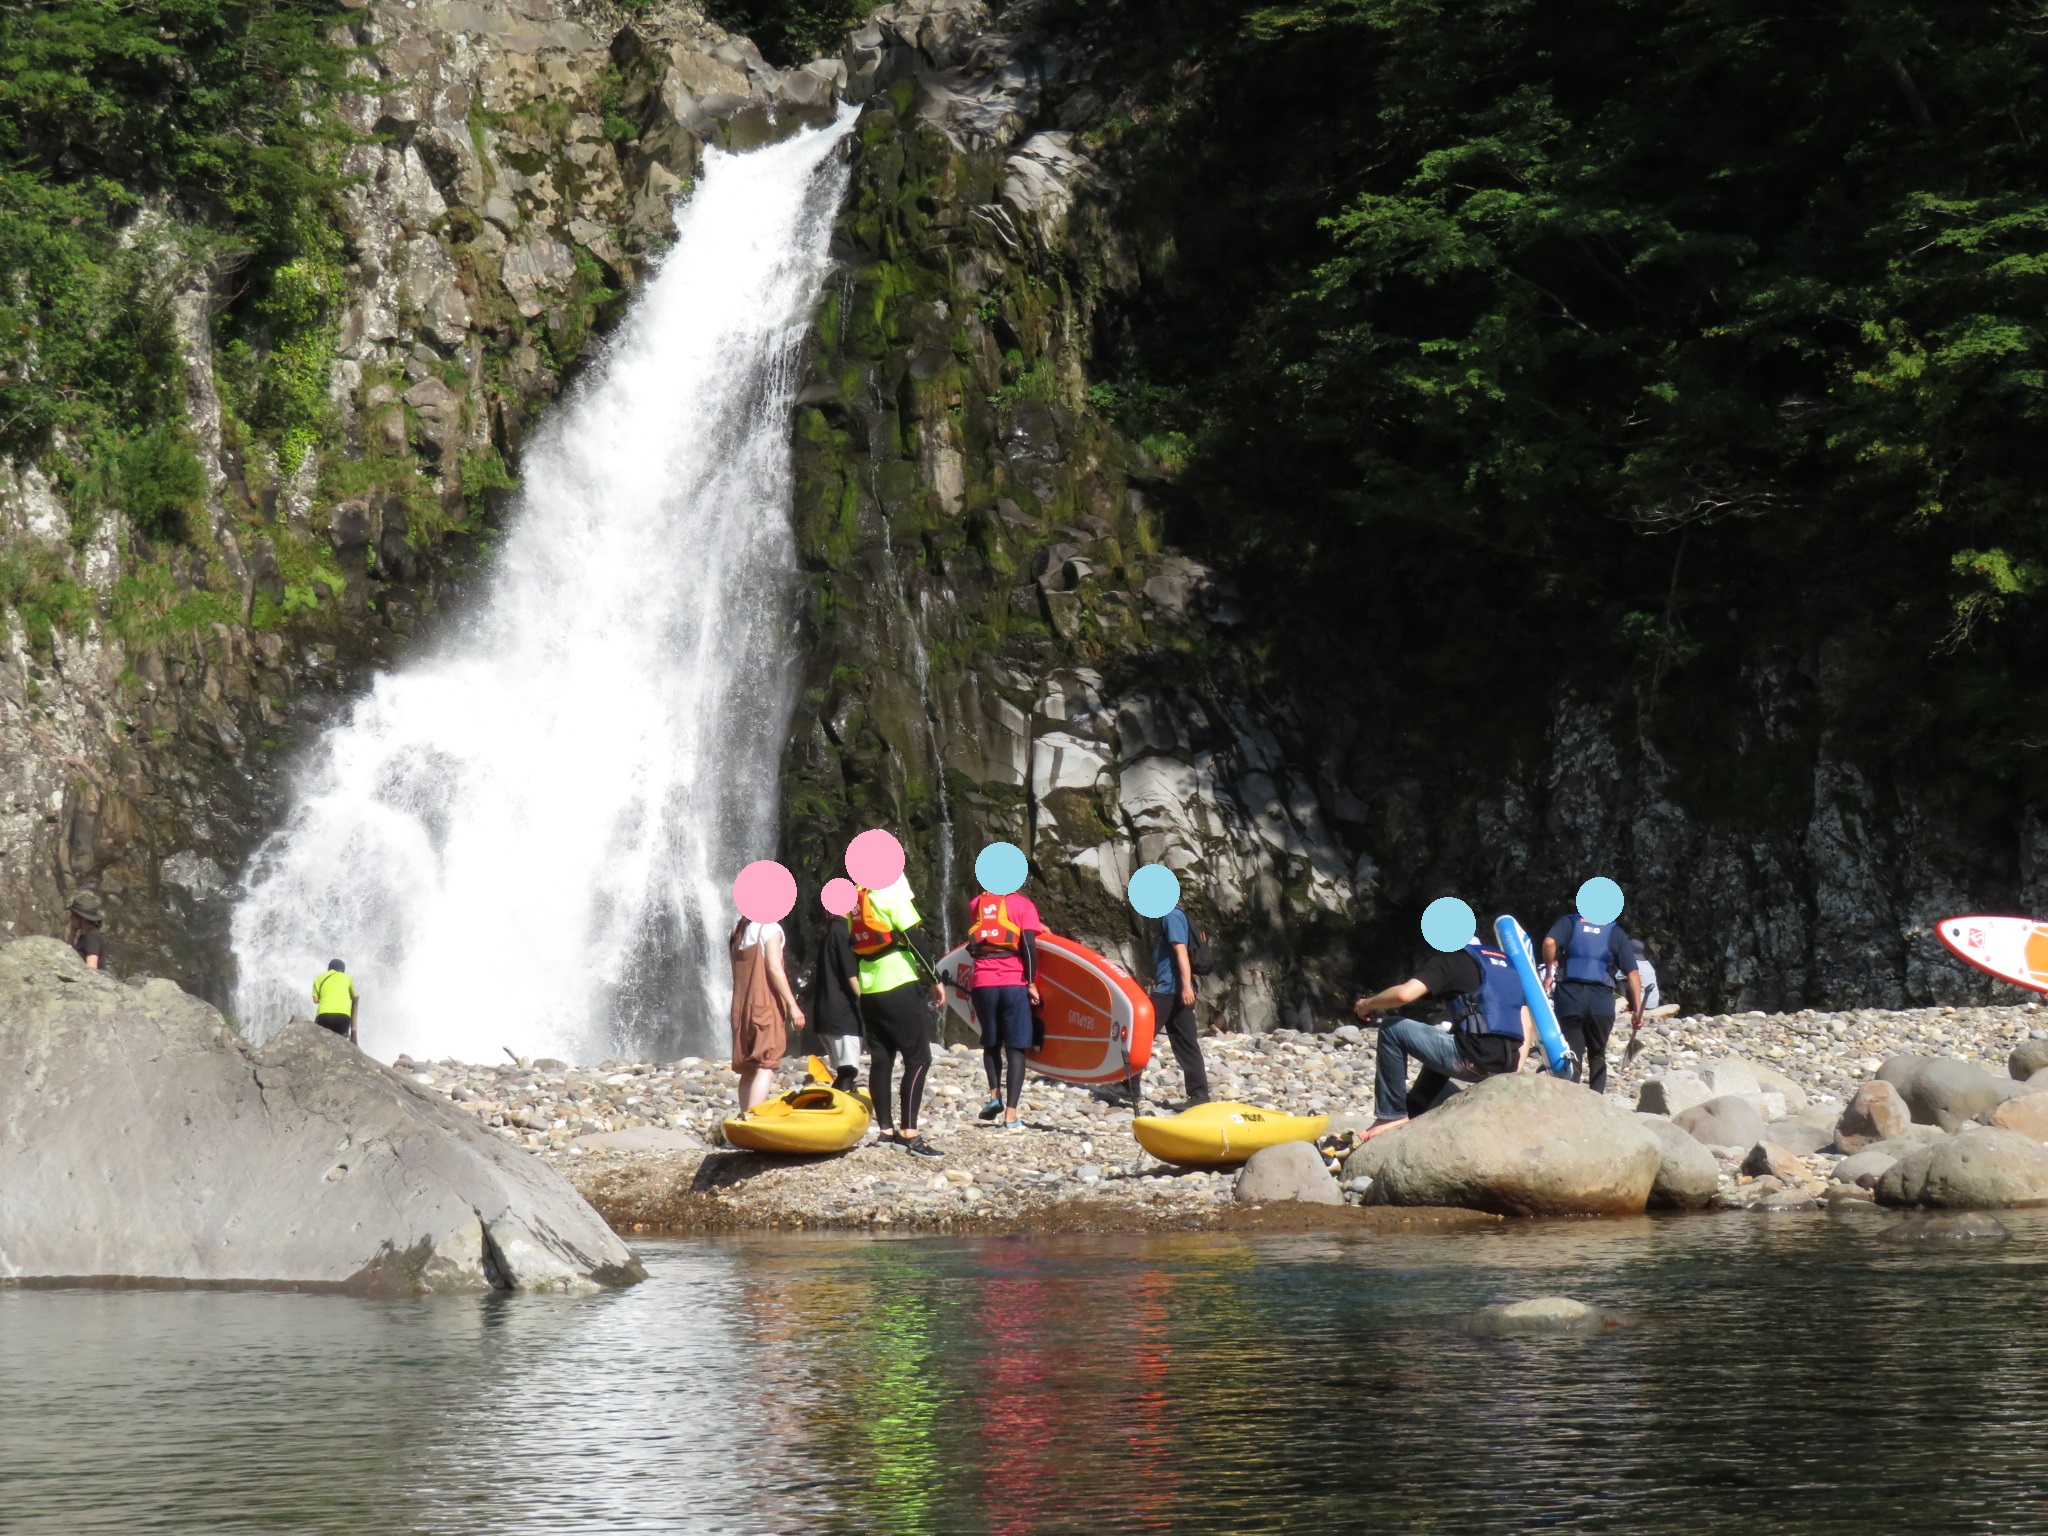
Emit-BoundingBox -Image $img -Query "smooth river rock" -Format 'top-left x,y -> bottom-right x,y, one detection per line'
0,939 -> 643,1293
1834,1080 -> 1912,1151
1636,1071 -> 1711,1118
1233,1140 -> 1344,1205
1989,1094 -> 2048,1144
1462,1296 -> 1617,1336
1363,1074 -> 1661,1217
1674,1094 -> 1769,1149
2010,1039 -> 2048,1082
1635,1114 -> 1719,1210
1874,1128 -> 2048,1211
1904,1060 -> 2005,1132
1762,1119 -> 1834,1155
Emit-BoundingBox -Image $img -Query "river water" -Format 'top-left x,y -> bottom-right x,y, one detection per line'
6,1214 -> 2046,1534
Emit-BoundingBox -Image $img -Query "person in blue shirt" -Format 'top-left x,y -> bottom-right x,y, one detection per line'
1097,902 -> 1212,1110
1541,912 -> 1642,1094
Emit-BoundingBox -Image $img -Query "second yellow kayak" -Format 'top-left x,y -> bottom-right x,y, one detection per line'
1131,1101 -> 1330,1167
723,1083 -> 871,1155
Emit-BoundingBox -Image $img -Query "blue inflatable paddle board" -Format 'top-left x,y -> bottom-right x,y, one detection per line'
1494,914 -> 1575,1076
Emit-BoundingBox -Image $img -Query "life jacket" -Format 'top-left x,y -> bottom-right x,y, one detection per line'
849,888 -> 899,958
1562,918 -> 1618,985
967,893 -> 1022,958
1449,942 -> 1527,1040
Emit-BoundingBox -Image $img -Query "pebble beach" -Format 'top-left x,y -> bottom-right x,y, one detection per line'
390,998 -> 2048,1231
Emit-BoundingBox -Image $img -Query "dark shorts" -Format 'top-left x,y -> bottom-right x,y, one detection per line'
972,985 -> 1035,1050
315,1013 -> 352,1037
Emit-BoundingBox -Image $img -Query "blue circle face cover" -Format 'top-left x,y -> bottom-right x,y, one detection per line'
1421,897 -> 1476,953
976,841 -> 1028,895
1128,863 -> 1181,919
1577,877 -> 1624,926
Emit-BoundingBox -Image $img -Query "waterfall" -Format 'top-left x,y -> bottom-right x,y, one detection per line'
229,109 -> 857,1063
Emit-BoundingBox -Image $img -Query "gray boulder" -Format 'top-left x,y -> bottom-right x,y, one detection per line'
1876,1055 -> 1930,1094
1636,1071 -> 1711,1117
1634,1113 -> 1720,1210
1675,1095 -> 1769,1149
1904,1059 -> 2004,1132
2011,1038 -> 2048,1082
1833,1148 -> 1901,1189
1741,1141 -> 1805,1181
1363,1074 -> 1661,1217
1763,1120 -> 1834,1155
1234,1140 -> 1343,1205
1833,1081 -> 1911,1151
1874,1128 -> 2048,1210
0,938 -> 642,1293
1703,1058 -> 1762,1098
1990,1094 -> 2048,1144
1462,1296 -> 1617,1336
1751,1062 -> 1810,1115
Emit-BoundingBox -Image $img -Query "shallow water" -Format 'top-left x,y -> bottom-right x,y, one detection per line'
7,1212 -> 2048,1533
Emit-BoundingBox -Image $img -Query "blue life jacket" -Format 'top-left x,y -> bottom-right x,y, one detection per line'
1451,942 -> 1527,1040
1562,918 -> 1619,985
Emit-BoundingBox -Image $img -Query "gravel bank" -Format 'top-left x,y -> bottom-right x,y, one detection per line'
389,999 -> 2048,1231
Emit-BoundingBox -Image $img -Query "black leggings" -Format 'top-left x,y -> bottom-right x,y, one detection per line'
983,1045 -> 1028,1109
861,985 -> 933,1133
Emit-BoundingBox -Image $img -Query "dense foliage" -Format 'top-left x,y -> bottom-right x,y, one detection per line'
1084,0 -> 2048,831
0,0 -> 348,518
700,0 -> 876,65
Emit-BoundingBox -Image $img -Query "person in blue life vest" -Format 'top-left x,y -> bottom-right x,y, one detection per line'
1541,912 -> 1643,1094
1351,940 -> 1534,1140
312,960 -> 359,1044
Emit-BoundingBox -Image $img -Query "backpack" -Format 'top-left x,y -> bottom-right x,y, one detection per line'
1162,917 -> 1215,978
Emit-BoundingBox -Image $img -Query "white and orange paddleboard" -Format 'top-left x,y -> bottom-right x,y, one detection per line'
1937,916 -> 2048,994
938,932 -> 1155,1085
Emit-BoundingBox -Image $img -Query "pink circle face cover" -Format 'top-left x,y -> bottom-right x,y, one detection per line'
844,828 -> 905,889
820,877 -> 859,915
733,859 -> 797,923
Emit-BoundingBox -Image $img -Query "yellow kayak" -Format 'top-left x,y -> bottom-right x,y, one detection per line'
723,1081 -> 871,1155
1131,1101 -> 1330,1167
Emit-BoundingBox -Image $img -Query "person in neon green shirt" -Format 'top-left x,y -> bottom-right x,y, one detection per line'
850,876 -> 945,1159
312,960 -> 358,1044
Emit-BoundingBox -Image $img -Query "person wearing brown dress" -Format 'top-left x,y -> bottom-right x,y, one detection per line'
730,917 -> 803,1113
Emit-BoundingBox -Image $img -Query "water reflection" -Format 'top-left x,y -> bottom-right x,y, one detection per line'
9,1215 -> 2048,1532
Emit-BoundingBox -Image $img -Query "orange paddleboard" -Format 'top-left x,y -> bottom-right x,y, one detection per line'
1937,916 -> 2048,994
938,932 -> 1155,1085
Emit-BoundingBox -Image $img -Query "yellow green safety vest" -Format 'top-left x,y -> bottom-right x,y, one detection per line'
313,969 -> 355,1014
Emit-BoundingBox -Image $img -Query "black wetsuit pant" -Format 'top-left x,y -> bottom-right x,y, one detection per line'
861,984 -> 933,1134
1555,981 -> 1616,1094
315,1012 -> 353,1038
1126,991 -> 1210,1103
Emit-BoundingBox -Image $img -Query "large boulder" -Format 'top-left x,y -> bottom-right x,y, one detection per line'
1362,1074 -> 1661,1216
1674,1094 -> 1769,1149
1833,1148 -> 1901,1189
1636,1071 -> 1711,1117
1904,1059 -> 2004,1132
1763,1120 -> 1833,1155
1989,1093 -> 2048,1144
1234,1140 -> 1343,1205
1874,1128 -> 2048,1210
2010,1038 -> 2048,1082
0,938 -> 642,1293
1834,1081 -> 1911,1151
1635,1113 -> 1720,1210
1751,1061 -> 1810,1115
1876,1055 -> 1930,1094
1703,1058 -> 1762,1098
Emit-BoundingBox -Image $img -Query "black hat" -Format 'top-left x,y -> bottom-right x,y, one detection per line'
68,891 -> 104,923
328,958 -> 346,972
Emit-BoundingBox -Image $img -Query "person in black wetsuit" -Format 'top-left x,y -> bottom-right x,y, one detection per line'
850,876 -> 947,1159
808,913 -> 865,1093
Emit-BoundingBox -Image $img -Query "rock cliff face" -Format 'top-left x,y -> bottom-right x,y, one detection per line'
0,0 -> 839,992
1,0 -> 2031,1027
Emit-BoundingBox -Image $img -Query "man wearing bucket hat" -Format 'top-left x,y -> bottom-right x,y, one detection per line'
65,892 -> 104,970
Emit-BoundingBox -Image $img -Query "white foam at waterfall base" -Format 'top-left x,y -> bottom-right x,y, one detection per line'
230,109 -> 857,1063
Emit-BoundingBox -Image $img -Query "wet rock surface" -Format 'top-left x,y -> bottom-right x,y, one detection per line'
0,940 -> 640,1292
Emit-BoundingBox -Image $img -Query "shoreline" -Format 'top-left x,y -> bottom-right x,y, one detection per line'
391,998 -> 2048,1234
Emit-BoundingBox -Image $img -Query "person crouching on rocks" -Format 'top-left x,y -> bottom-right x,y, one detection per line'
65,891 -> 105,971
312,960 -> 359,1043
730,914 -> 803,1115
1351,930 -> 1532,1141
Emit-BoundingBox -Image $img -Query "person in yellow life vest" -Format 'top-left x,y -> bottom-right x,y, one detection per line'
850,875 -> 946,1159
964,886 -> 1042,1129
312,960 -> 359,1044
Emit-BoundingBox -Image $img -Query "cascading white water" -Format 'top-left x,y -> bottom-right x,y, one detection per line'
230,110 -> 857,1063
